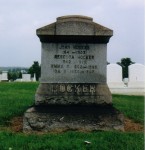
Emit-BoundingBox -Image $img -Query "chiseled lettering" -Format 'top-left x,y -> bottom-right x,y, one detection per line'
78,55 -> 94,59
73,45 -> 90,50
59,45 -> 70,49
59,84 -> 65,92
67,85 -> 73,92
82,85 -> 89,93
90,85 -> 96,94
54,55 -> 74,59
51,64 -> 63,68
74,84 -> 81,93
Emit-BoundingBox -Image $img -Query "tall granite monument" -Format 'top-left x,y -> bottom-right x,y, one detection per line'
23,15 -> 124,132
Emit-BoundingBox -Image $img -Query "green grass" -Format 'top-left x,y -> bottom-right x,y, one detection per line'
0,131 -> 143,150
0,82 -> 38,125
0,82 -> 144,150
113,95 -> 144,124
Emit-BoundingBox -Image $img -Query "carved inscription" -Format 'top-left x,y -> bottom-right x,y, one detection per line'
43,84 -> 105,101
50,44 -> 98,74
46,83 -> 103,96
51,84 -> 96,94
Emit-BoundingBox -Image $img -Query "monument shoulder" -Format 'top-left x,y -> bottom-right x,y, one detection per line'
36,22 -> 56,35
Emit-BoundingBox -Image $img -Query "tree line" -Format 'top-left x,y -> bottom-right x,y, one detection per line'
8,61 -> 41,81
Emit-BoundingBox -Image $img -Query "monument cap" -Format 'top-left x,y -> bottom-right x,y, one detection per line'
57,15 -> 93,22
37,15 -> 113,43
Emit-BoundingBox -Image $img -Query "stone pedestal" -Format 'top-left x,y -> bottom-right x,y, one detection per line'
23,15 -> 124,132
23,105 -> 124,133
35,83 -> 112,105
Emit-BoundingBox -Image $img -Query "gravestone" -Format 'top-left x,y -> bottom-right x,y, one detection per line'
23,15 -> 124,132
0,74 -> 2,82
128,63 -> 145,88
32,74 -> 36,82
123,78 -> 129,86
107,64 -> 125,88
22,74 -> 31,82
1,71 -> 8,82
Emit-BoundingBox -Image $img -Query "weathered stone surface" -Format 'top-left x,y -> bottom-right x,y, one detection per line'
23,15 -> 124,133
23,105 -> 124,132
36,15 -> 112,105
40,43 -> 107,83
37,15 -> 113,37
35,83 -> 112,105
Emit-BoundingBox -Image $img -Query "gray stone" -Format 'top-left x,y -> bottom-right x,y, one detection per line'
23,105 -> 124,133
35,83 -> 112,105
35,15 -> 113,105
40,43 -> 107,83
23,15 -> 124,132
37,15 -> 113,37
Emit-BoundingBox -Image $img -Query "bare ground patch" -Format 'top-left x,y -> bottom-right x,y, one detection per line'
124,118 -> 143,132
10,117 -> 23,132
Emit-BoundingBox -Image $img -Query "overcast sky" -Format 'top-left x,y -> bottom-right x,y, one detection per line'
0,0 -> 144,67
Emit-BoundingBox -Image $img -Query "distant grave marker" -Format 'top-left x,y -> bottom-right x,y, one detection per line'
23,15 -> 124,132
22,74 -> 31,82
1,71 -> 8,82
0,74 -> 2,81
107,64 -> 125,87
128,63 -> 145,88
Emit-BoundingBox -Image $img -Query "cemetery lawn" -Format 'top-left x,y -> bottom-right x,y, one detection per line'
0,82 -> 144,150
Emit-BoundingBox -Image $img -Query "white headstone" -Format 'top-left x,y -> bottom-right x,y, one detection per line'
32,74 -> 36,82
123,78 -> 129,86
128,63 -> 145,88
15,79 -> 22,82
107,64 -> 125,88
0,74 -> 2,82
22,74 -> 31,82
1,71 -> 8,81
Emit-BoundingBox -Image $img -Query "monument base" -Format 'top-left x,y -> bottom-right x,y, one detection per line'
23,105 -> 124,133
35,83 -> 112,105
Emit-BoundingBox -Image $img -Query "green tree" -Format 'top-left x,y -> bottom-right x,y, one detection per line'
117,58 -> 135,78
8,71 -> 22,81
28,61 -> 41,81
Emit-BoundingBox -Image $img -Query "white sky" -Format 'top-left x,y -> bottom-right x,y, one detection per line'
0,0 -> 144,67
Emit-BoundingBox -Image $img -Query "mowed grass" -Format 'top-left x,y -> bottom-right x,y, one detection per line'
0,131 -> 143,150
0,82 -> 38,125
0,82 -> 144,150
113,95 -> 144,124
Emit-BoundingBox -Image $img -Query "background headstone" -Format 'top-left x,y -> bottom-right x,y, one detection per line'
0,74 -> 2,82
22,74 -> 31,82
32,74 -> 36,82
1,71 -> 8,82
123,78 -> 129,86
128,63 -> 145,88
107,64 -> 125,88
15,79 -> 22,82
